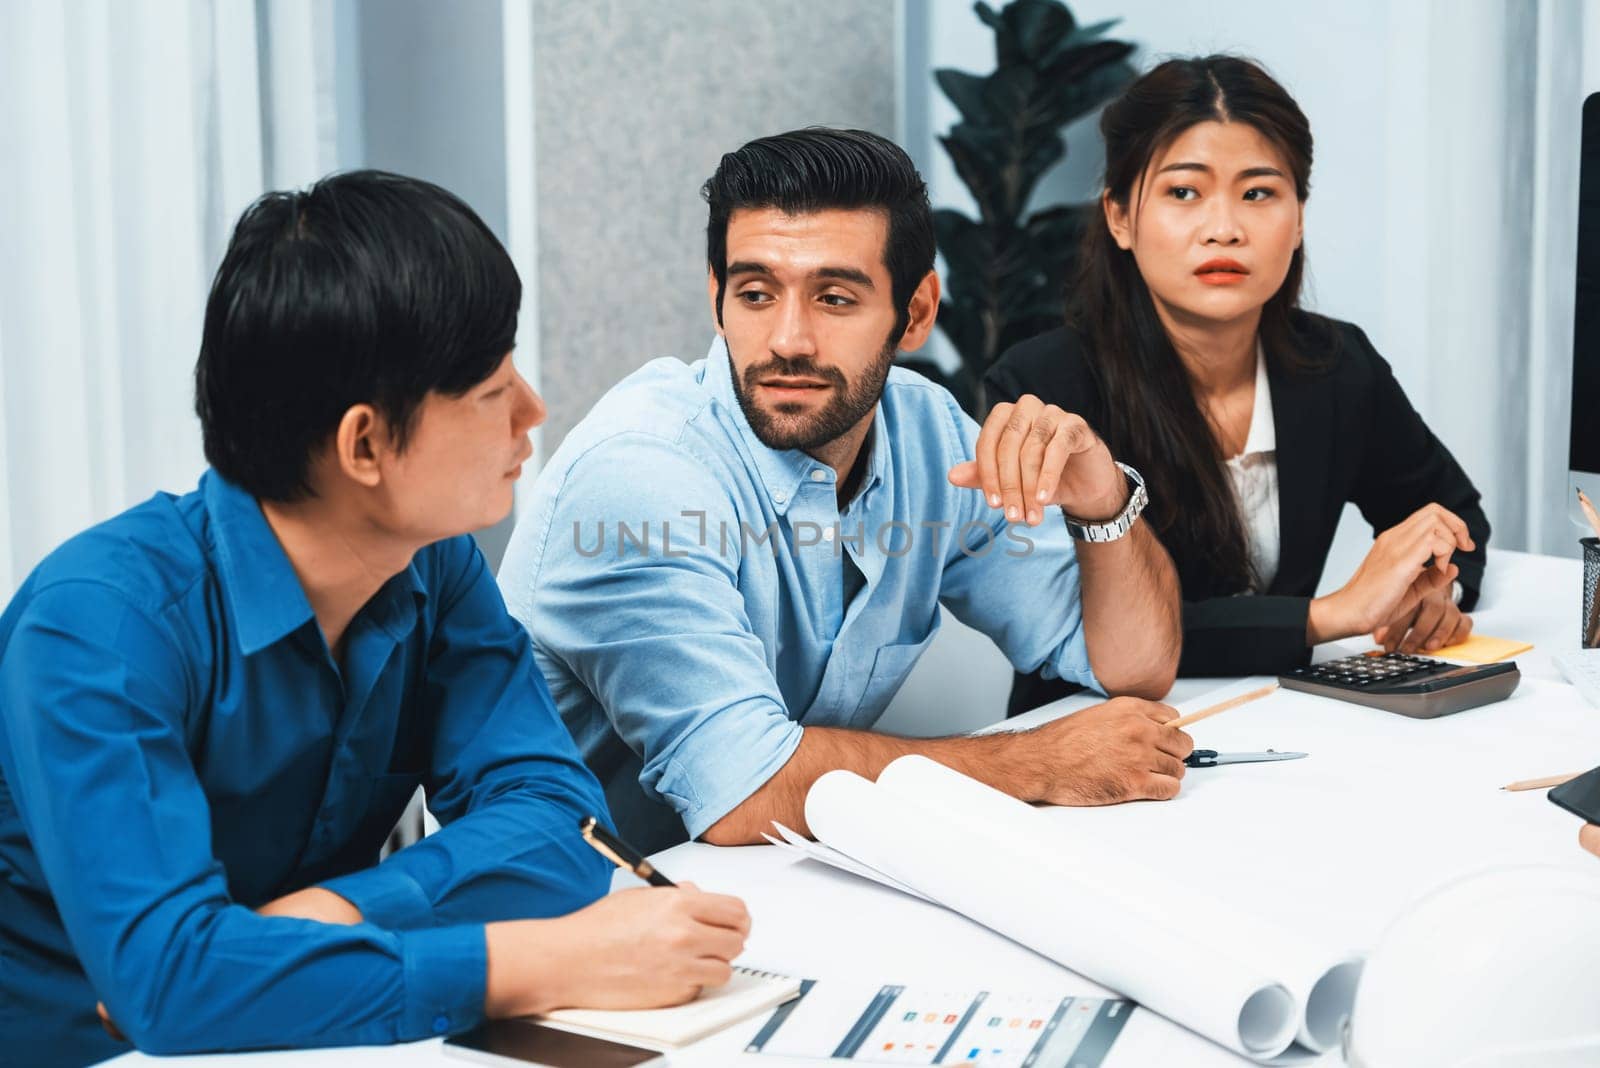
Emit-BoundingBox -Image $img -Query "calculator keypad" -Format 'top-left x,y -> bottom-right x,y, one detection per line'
1292,653 -> 1443,688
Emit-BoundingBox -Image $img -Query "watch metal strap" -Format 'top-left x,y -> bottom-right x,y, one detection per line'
1062,462 -> 1148,543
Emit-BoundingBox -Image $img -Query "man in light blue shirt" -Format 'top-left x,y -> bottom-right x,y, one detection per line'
501,130 -> 1189,852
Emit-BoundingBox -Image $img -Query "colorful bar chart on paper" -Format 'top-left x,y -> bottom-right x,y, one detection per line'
746,981 -> 1133,1067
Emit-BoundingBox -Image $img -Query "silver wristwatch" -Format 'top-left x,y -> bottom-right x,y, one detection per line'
1061,462 -> 1148,543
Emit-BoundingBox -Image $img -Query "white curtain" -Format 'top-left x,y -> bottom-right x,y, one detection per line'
0,0 -> 340,595
1377,0 -> 1600,559
1525,0 -> 1600,555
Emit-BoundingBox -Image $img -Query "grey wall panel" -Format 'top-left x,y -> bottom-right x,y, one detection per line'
355,0 -> 508,238
532,0 -> 897,450
353,0 -> 514,565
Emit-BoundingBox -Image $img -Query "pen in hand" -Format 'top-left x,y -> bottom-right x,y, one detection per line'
579,815 -> 677,887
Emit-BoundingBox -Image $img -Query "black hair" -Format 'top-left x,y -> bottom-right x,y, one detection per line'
194,169 -> 520,501
1072,55 -> 1329,592
702,127 -> 935,340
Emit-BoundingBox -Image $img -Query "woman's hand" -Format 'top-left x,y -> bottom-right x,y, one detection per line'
1307,504 -> 1474,645
1373,584 -> 1472,654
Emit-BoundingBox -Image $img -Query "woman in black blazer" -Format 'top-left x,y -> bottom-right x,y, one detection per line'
986,56 -> 1489,712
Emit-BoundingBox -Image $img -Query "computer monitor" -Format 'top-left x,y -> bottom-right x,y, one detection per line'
1570,92 -> 1600,524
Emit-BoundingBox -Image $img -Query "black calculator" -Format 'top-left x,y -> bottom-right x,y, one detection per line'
1280,652 -> 1521,719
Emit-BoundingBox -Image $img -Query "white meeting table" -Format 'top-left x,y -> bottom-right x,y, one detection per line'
112,548 -> 1596,1068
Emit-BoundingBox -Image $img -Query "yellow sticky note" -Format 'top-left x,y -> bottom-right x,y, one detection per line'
1431,634 -> 1533,663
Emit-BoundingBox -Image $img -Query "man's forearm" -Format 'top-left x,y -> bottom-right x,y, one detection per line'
699,725 -> 1042,846
1074,520 -> 1181,698
257,886 -> 363,924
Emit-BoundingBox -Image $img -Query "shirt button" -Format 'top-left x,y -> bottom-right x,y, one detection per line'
773,491 -> 787,505
823,528 -> 836,541
810,469 -> 828,482
433,1014 -> 450,1034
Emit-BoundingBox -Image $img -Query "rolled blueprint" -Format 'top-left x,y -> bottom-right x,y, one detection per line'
805,756 -> 1360,1061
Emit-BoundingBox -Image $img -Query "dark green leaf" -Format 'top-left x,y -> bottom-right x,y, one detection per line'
979,1 -> 1031,66
1044,18 -> 1123,63
1040,59 -> 1136,129
936,298 -> 985,371
1023,203 -> 1090,245
934,0 -> 1135,412
1001,0 -> 1075,64
933,210 -> 995,287
983,65 -> 1034,120
1010,133 -> 1065,215
1044,39 -> 1137,84
939,131 -> 1001,225
1062,17 -> 1121,44
935,69 -> 992,126
975,1 -> 1024,66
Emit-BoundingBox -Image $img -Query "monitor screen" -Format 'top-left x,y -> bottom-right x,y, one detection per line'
1571,93 -> 1600,475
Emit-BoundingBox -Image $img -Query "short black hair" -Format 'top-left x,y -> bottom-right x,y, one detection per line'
195,169 -> 519,501
702,128 -> 935,339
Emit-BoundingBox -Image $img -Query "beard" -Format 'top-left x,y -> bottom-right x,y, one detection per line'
729,330 -> 899,452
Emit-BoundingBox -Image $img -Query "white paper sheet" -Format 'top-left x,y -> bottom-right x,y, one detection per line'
875,757 -> 1361,1053
805,762 -> 1314,1061
762,822 -> 934,903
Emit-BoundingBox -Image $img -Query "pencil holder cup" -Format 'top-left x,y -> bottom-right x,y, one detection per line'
1584,538 -> 1600,649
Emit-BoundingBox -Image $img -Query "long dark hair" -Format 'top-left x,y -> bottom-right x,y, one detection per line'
1071,55 -> 1331,592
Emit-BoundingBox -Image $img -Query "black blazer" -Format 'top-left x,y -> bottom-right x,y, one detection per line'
984,313 -> 1490,711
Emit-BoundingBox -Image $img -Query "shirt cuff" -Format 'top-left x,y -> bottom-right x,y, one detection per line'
322,867 -> 433,930
651,705 -> 804,842
399,924 -> 488,1040
1045,632 -> 1102,694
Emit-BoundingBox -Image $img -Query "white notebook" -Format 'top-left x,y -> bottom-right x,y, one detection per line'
540,966 -> 802,1048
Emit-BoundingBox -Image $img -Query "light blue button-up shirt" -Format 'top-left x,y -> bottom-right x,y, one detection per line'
500,339 -> 1099,851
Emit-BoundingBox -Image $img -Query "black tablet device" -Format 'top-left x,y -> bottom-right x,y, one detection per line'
1549,764 -> 1600,824
444,1019 -> 666,1068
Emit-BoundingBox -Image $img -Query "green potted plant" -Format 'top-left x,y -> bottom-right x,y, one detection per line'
901,0 -> 1135,414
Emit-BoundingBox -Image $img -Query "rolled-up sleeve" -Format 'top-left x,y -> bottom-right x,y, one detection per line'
322,536 -> 612,929
0,582 -> 490,1054
927,395 -> 1102,692
525,435 -> 804,841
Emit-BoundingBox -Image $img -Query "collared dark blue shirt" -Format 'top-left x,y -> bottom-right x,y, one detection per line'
0,471 -> 611,1065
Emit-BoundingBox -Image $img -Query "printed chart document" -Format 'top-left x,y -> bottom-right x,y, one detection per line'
746,979 -> 1133,1067
801,756 -> 1353,1063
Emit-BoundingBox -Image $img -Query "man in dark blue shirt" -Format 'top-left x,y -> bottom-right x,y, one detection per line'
0,171 -> 749,1066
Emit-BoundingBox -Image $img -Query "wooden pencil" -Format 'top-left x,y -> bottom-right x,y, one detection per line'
1169,682 -> 1279,730
1579,488 -> 1600,538
1502,772 -> 1582,792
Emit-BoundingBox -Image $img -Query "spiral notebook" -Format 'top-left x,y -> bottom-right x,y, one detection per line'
540,966 -> 803,1048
